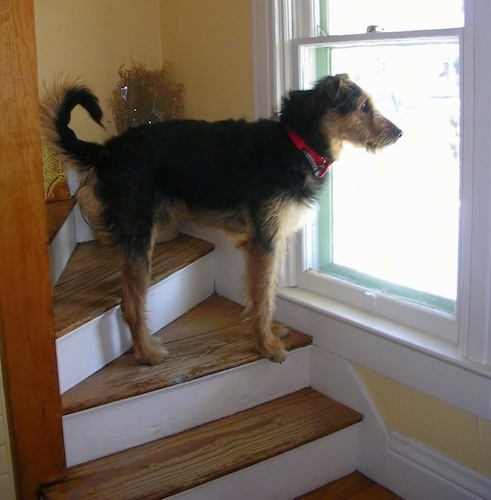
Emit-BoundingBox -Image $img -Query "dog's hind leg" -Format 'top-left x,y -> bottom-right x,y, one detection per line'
119,251 -> 169,365
241,240 -> 287,363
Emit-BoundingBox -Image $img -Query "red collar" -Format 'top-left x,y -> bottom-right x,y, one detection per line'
286,127 -> 333,178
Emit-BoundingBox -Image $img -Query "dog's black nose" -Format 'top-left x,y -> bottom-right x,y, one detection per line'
395,128 -> 403,138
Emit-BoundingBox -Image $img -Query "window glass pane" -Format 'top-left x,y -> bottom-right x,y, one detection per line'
323,0 -> 464,35
301,37 -> 460,311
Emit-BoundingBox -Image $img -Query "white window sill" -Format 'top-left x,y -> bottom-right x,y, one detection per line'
276,286 -> 491,421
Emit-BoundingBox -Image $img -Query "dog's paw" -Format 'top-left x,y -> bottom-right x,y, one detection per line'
134,340 -> 169,365
259,338 -> 288,364
268,349 -> 288,364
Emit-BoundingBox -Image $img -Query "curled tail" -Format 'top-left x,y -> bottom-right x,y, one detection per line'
40,76 -> 106,170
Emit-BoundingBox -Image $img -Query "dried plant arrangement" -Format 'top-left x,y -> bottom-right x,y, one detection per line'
109,61 -> 184,134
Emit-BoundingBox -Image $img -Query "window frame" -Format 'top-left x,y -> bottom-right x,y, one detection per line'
292,28 -> 463,342
252,0 -> 491,373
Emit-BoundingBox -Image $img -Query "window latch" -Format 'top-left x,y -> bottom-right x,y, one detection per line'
367,25 -> 384,33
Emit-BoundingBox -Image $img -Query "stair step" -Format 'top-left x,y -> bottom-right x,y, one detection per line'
42,388 -> 362,499
62,294 -> 311,415
53,233 -> 214,338
61,294 -> 313,467
296,471 -> 401,499
55,234 -> 215,393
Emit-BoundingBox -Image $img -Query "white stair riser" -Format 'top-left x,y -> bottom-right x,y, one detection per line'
170,426 -> 360,500
49,210 -> 77,286
56,253 -> 214,393
63,347 -> 311,467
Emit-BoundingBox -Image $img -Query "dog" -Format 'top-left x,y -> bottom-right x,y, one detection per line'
41,73 -> 402,365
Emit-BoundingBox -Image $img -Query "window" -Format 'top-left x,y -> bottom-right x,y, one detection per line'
291,1 -> 463,341
253,0 -> 491,366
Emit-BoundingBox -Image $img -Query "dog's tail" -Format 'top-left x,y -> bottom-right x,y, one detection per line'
40,76 -> 106,170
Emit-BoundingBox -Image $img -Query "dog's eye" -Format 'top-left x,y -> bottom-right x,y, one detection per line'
360,101 -> 371,113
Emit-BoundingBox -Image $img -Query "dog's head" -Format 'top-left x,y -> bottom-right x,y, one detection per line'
315,74 -> 403,156
281,74 -> 402,160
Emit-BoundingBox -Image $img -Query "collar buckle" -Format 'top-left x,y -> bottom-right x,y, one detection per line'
301,149 -> 330,178
286,127 -> 332,179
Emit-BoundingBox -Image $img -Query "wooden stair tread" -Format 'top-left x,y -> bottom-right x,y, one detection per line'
62,294 -> 312,414
53,233 -> 214,338
296,471 -> 401,499
46,197 -> 76,243
43,388 -> 363,499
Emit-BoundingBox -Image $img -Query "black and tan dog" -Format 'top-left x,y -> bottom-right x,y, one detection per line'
41,74 -> 402,365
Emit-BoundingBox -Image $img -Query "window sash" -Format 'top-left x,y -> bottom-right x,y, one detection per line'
292,28 -> 462,87
293,225 -> 458,343
290,28 -> 462,341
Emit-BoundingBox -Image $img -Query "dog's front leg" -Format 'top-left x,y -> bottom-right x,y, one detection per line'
242,242 -> 287,363
120,256 -> 169,365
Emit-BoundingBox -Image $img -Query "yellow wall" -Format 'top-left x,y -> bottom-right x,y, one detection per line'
357,365 -> 491,478
34,0 -> 253,137
34,0 -> 163,140
160,0 -> 254,121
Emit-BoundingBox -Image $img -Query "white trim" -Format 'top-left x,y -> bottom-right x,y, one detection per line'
293,27 -> 463,46
275,289 -> 491,420
457,0 -> 473,361
309,345 -> 491,498
458,0 -> 491,366
251,0 -> 318,119
251,0 -> 275,119
251,0 -> 294,119
388,431 -> 491,500
49,209 -> 77,285
295,266 -> 458,343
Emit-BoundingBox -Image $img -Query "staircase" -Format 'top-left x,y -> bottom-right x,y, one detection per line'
41,212 -> 365,499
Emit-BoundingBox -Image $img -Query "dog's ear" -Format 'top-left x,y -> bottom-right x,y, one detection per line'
315,74 -> 363,115
334,73 -> 351,82
315,73 -> 351,104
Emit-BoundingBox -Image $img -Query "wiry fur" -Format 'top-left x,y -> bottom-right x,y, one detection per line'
41,73 -> 402,365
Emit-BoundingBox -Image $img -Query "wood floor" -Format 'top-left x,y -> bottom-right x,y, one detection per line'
297,471 -> 401,499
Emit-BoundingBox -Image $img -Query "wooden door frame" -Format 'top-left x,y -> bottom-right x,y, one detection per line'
0,0 -> 66,498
